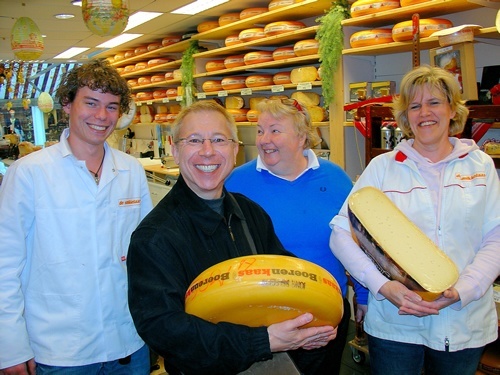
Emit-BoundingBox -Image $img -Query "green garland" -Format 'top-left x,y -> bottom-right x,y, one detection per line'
316,0 -> 350,108
180,39 -> 199,107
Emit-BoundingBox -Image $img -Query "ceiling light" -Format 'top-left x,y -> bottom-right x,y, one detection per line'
54,13 -> 75,19
54,47 -> 89,59
123,11 -> 163,32
96,33 -> 143,48
171,0 -> 229,15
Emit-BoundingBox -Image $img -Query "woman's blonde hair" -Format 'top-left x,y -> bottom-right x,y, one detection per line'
256,98 -> 320,149
392,64 -> 469,138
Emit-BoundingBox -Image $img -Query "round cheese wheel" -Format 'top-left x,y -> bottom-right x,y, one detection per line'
162,35 -> 182,46
106,57 -> 115,64
197,20 -> 219,33
166,88 -> 178,98
350,29 -> 394,48
225,34 -> 241,47
151,75 -> 165,83
137,76 -> 152,85
123,65 -> 135,72
294,39 -> 320,56
154,113 -> 169,123
350,0 -> 400,18
246,109 -> 259,122
202,80 -> 223,92
166,113 -> 177,123
268,0 -> 305,11
173,69 -> 183,80
164,71 -> 174,81
244,51 -> 274,65
134,62 -> 148,71
218,12 -> 240,26
205,60 -> 226,72
114,52 -> 125,61
221,76 -> 247,90
153,89 -> 168,99
290,66 -> 319,84
124,50 -> 135,59
127,79 -> 138,87
148,58 -> 173,67
264,21 -> 306,37
225,96 -> 245,109
273,71 -> 292,85
392,18 -> 453,42
147,42 -> 163,51
227,108 -> 249,122
224,55 -> 246,69
245,75 -> 274,88
134,45 -> 148,55
239,28 -> 266,43
273,47 -> 296,60
240,7 -> 268,19
185,255 -> 344,328
135,92 -> 154,101
401,0 -> 432,6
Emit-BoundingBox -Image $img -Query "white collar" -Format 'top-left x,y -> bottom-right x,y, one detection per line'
256,149 -> 320,181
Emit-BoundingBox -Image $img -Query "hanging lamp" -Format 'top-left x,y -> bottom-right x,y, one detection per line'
10,17 -> 44,60
82,0 -> 130,37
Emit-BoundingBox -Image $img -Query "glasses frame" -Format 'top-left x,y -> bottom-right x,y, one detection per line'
176,136 -> 237,148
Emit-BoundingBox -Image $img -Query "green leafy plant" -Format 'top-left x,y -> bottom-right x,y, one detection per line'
316,0 -> 350,108
180,39 -> 199,107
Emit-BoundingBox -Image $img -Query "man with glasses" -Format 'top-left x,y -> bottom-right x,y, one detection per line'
127,101 -> 338,375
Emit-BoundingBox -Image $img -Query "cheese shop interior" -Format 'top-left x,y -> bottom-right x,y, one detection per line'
0,0 -> 499,185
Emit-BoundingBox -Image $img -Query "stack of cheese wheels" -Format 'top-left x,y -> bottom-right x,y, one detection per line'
392,18 -> 453,42
245,74 -> 274,88
350,29 -> 394,48
273,47 -> 296,60
221,76 -> 247,90
264,21 -> 306,36
294,39 -> 320,56
239,28 -> 266,42
244,51 -> 274,65
350,0 -> 400,17
348,186 -> 459,301
240,7 -> 268,19
185,255 -> 344,328
268,0 -> 306,10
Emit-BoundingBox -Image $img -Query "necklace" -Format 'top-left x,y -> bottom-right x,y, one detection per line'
88,149 -> 105,185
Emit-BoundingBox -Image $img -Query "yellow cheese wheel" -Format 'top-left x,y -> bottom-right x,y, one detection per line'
268,0 -> 305,11
225,96 -> 245,109
166,113 -> 177,123
185,255 -> 344,328
154,113 -> 169,123
147,42 -> 163,51
293,39 -> 320,56
273,47 -> 296,60
240,7 -> 268,19
124,50 -> 135,59
137,76 -> 152,85
249,97 -> 268,110
198,20 -> 219,33
123,65 -> 135,72
148,58 -> 173,67
290,66 -> 319,84
350,0 -> 400,18
348,186 -> 459,301
151,75 -> 165,83
245,75 -> 274,88
135,92 -> 154,101
221,76 -> 247,90
264,21 -> 306,37
218,12 -> 240,26
127,79 -> 138,87
307,105 -> 328,122
239,28 -> 266,43
349,29 -> 394,48
173,69 -> 183,80
273,71 -> 292,85
392,18 -> 453,42
134,45 -> 148,55
246,109 -> 259,122
205,60 -> 226,72
164,71 -> 174,81
227,108 -> 249,122
165,88 -> 177,98
244,51 -> 274,65
134,62 -> 148,71
202,80 -> 223,92
291,91 -> 320,106
162,35 -> 182,47
224,55 -> 246,69
225,34 -> 241,47
114,52 -> 125,61
153,89 -> 168,99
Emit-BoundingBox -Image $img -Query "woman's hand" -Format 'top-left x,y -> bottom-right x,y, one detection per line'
267,313 -> 337,352
379,280 -> 440,317
0,359 -> 36,375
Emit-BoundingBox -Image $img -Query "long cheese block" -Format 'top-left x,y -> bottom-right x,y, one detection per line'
348,186 -> 459,301
185,255 -> 344,327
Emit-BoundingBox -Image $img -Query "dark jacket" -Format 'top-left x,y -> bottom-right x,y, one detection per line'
127,175 -> 292,374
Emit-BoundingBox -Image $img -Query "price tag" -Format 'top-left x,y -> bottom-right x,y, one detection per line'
297,82 -> 312,90
176,96 -> 183,101
271,85 -> 285,93
197,92 -> 207,99
241,88 -> 252,96
162,98 -> 169,103
218,91 -> 228,97
136,102 -> 142,107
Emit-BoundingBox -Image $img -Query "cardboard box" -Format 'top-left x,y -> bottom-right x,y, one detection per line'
371,81 -> 396,98
347,82 -> 372,121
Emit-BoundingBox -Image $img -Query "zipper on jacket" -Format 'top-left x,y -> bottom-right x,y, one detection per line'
444,337 -> 450,352
227,213 -> 235,242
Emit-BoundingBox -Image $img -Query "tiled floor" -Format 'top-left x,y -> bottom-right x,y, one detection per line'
151,320 -> 371,375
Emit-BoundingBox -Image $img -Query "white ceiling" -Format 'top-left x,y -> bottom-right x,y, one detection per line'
0,0 -> 271,63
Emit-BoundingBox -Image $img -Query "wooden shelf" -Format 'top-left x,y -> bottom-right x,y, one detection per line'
195,81 -> 322,97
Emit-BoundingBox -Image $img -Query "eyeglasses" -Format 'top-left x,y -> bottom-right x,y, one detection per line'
177,135 -> 236,148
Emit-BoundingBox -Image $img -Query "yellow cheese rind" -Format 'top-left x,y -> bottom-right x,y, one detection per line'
290,66 -> 318,84
347,187 -> 459,300
185,255 -> 344,327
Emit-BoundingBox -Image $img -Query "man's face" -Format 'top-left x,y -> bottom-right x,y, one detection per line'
172,110 -> 238,200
